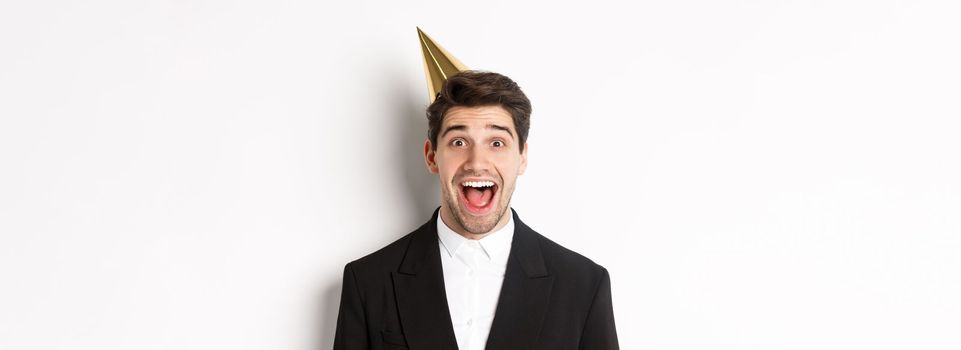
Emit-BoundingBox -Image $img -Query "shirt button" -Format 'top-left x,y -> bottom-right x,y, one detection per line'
467,319 -> 473,327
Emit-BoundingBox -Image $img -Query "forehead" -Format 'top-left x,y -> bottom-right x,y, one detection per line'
442,105 -> 514,129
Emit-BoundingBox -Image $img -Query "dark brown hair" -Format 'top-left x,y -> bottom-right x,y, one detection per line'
426,71 -> 532,153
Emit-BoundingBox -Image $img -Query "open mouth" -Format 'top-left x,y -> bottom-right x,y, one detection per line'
458,180 -> 498,215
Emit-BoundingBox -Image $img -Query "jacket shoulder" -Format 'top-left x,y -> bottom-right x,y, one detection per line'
343,212 -> 439,285
531,230 -> 608,279
345,231 -> 414,276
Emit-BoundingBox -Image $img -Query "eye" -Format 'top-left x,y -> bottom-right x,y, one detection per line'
451,138 -> 467,147
491,140 -> 505,147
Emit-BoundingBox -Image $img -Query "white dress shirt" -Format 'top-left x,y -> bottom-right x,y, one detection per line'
437,212 -> 515,350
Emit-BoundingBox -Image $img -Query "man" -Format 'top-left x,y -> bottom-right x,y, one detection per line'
333,71 -> 618,349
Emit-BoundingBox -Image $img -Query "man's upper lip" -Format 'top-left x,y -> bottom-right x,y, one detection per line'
458,177 -> 498,185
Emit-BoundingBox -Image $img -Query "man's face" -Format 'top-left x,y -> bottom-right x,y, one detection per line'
424,105 -> 528,237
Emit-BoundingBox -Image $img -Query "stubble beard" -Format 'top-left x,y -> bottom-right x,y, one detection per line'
442,180 -> 515,236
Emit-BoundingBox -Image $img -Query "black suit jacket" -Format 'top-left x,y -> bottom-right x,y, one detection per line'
333,208 -> 618,349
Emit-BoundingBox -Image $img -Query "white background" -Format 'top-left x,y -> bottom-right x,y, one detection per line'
1,0 -> 959,349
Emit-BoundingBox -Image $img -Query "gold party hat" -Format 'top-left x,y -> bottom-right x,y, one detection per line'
417,27 -> 468,101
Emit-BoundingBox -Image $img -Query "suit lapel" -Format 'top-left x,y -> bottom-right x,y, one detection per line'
391,209 -> 459,350
485,209 -> 555,350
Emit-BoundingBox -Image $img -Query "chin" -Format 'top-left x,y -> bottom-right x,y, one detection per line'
457,207 -> 502,234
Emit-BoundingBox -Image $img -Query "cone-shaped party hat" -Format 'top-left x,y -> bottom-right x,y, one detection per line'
417,27 -> 468,101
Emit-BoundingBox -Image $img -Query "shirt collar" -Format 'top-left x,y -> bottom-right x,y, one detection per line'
437,210 -> 515,261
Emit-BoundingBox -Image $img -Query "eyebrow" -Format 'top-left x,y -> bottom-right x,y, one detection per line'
441,124 -> 515,139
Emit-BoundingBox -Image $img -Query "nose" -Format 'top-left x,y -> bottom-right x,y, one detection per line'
463,144 -> 490,172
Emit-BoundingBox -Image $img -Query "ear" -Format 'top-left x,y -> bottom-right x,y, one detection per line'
424,139 -> 439,174
518,142 -> 528,175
